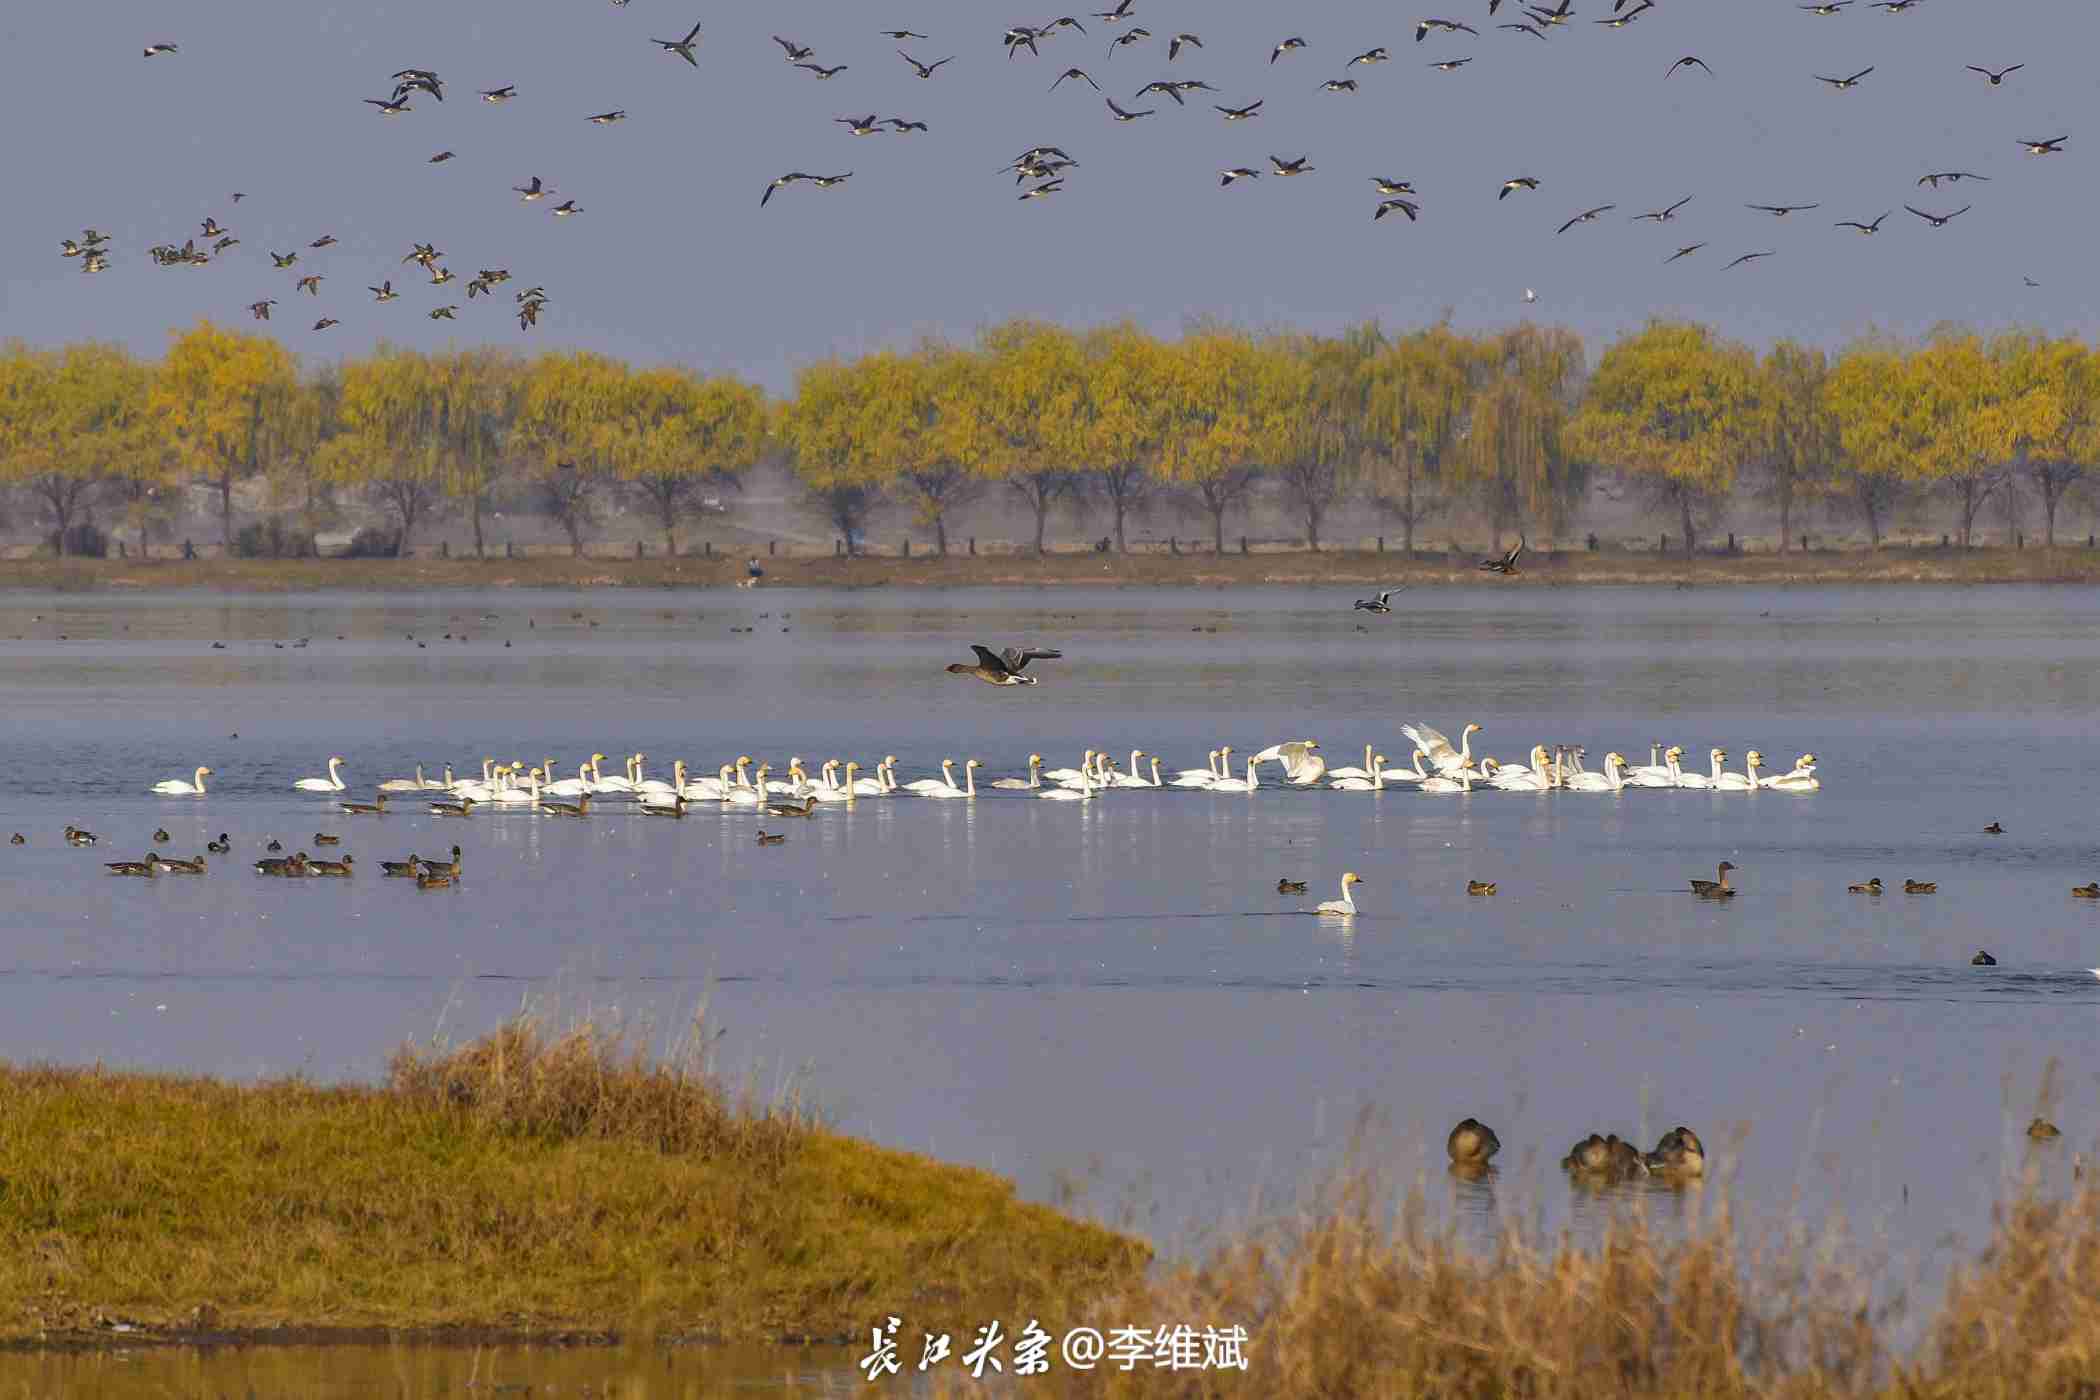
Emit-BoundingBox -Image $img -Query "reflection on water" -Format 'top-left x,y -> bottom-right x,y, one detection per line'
2,584 -> 2098,1380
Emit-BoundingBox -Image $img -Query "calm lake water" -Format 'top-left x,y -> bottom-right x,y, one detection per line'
1,583 -> 2096,1387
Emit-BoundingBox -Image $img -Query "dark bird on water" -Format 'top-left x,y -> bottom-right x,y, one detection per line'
947,644 -> 1064,686
1690,861 -> 1737,898
1983,821 -> 2004,834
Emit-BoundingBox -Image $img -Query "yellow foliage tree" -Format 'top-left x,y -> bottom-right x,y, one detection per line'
1823,338 -> 1913,545
514,351 -> 629,555
1995,333 -> 2099,547
777,358 -> 891,554
1156,330 -> 1268,553
1569,321 -> 1760,556
1757,341 -> 1839,552
1359,323 -> 1481,554
326,346 -> 447,553
617,367 -> 768,556
150,322 -> 300,551
1456,324 -> 1587,550
1074,324 -> 1172,553
968,321 -> 1086,555
432,349 -> 522,559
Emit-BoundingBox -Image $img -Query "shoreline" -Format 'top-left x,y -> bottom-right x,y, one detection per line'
5,547 -> 2100,594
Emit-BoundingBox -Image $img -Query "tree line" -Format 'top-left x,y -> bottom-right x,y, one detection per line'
3,318 -> 2096,559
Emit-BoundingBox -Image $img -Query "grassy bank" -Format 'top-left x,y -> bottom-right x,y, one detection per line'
0,1014 -> 1143,1345
5,545 -> 2100,594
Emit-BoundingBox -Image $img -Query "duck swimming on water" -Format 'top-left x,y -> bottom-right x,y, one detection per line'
1690,861 -> 1736,898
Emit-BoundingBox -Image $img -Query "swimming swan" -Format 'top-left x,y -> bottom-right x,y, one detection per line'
152,766 -> 212,795
1330,755 -> 1386,791
1403,722 -> 1481,776
1314,872 -> 1364,916
1208,757 -> 1262,793
295,757 -> 347,792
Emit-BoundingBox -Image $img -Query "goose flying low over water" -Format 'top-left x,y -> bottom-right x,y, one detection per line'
1479,538 -> 1524,573
1354,588 -> 1401,613
947,644 -> 1063,685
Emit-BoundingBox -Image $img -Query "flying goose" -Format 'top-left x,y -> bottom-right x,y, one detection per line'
889,117 -> 928,131
1106,28 -> 1151,55
248,300 -> 276,321
1479,537 -> 1524,573
551,200 -> 582,215
1724,250 -> 1775,268
1353,588 -> 1401,613
1270,36 -> 1307,63
1319,78 -> 1359,92
1966,63 -> 2023,86
1093,0 -> 1135,19
1428,58 -> 1472,71
809,172 -> 853,189
1748,202 -> 1819,215
1499,176 -> 1538,199
1689,861 -> 1737,898
2020,136 -> 2068,154
1373,177 -> 1416,195
881,30 -> 930,40
1216,98 -> 1262,119
480,85 -> 516,102
1220,167 -> 1261,185
1904,203 -> 1970,227
1374,198 -> 1419,221
1106,97 -> 1154,119
652,21 -> 703,66
1167,32 -> 1202,60
1666,55 -> 1713,78
946,644 -> 1063,685
1134,79 -> 1182,103
1528,0 -> 1576,23
1665,242 -> 1708,262
1835,211 -> 1890,234
587,109 -> 627,124
836,114 -> 885,134
1019,180 -> 1065,200
1051,67 -> 1100,90
143,43 -> 178,57
1499,22 -> 1546,38
1814,67 -> 1874,89
796,63 -> 850,79
428,151 -> 456,163
899,51 -> 954,77
1918,170 -> 1989,187
1349,47 -> 1391,65
365,95 -> 413,115
1556,205 -> 1614,233
761,172 -> 810,206
1416,18 -> 1479,41
1597,3 -> 1654,26
1632,195 -> 1692,222
296,274 -> 322,295
1799,2 -> 1852,11
1871,0 -> 1923,10
774,35 -> 816,62
1268,153 -> 1314,175
313,318 -> 338,331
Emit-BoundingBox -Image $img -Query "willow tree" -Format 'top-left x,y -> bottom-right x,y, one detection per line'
1997,333 -> 2098,547
1358,323 -> 1477,555
778,358 -> 889,554
1263,331 -> 1371,552
514,350 -> 628,555
0,345 -> 84,552
1458,324 -> 1584,550
1909,331 -> 2020,547
909,345 -> 988,555
328,347 -> 445,553
618,367 -> 767,556
970,320 -> 1085,555
1758,341 -> 1839,551
1824,340 -> 1912,545
434,348 -> 520,558
150,321 -> 299,548
1570,321 -> 1759,557
1158,330 -> 1267,553
1075,323 -> 1171,553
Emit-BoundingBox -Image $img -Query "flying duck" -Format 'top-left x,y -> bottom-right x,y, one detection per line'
296,275 -> 323,295
1354,588 -> 1401,612
947,644 -> 1063,685
550,200 -> 582,216
1479,537 -> 1524,573
1724,250 -> 1775,268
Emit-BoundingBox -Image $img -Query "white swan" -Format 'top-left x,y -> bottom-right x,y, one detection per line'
295,756 -> 347,792
492,765 -> 541,804
1054,751 -> 1108,790
1713,748 -> 1755,791
1760,751 -> 1821,793
726,763 -> 769,805
764,758 -> 809,796
904,759 -> 960,795
542,760 -> 594,799
1171,750 -> 1221,786
1379,752 -> 1427,784
152,765 -> 213,795
1563,750 -> 1622,793
1666,746 -> 1711,790
1418,760 -> 1475,795
1402,722 -> 1480,777
589,752 -> 637,794
1105,749 -> 1155,789
636,757 -> 682,802
922,758 -> 980,799
991,754 -> 1043,790
1042,751 -> 1094,784
1330,754 -> 1386,791
1037,766 -> 1094,800
851,759 -> 893,797
1314,871 -> 1363,916
812,761 -> 860,802
1327,744 -> 1379,782
1485,750 -> 1549,792
379,764 -> 432,793
1627,742 -> 1673,785
1207,757 -> 1262,794
682,764 -> 733,800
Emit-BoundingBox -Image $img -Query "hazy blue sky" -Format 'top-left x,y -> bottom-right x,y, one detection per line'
6,1 -> 2087,393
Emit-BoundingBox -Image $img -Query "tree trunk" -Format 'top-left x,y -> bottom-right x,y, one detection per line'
1776,477 -> 1793,554
472,495 -> 486,559
2041,476 -> 2060,549
1112,497 -> 1128,553
217,468 -> 235,551
1304,499 -> 1324,553
567,519 -> 584,557
659,491 -> 678,557
933,512 -> 948,556
1033,497 -> 1050,554
1209,496 -> 1227,554
1402,457 -> 1416,555
1678,491 -> 1696,558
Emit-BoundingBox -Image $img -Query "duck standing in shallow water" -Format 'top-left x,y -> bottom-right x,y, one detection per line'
1646,1126 -> 1706,1177
1447,1118 -> 1501,1173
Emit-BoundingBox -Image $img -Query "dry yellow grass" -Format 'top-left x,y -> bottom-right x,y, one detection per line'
5,544 -> 2100,594
0,1011 -> 1145,1343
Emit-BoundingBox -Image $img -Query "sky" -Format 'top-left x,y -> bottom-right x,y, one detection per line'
4,0 -> 2090,394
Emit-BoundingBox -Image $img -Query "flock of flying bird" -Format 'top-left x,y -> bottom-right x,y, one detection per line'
62,0 -> 2066,338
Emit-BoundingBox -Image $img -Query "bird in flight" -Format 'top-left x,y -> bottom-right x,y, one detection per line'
1965,64 -> 2024,86
428,151 -> 456,163
1479,539 -> 1524,575
947,645 -> 1063,686
2019,136 -> 2068,155
1134,80 -> 1183,104
365,95 -> 413,115
2023,275 -> 2041,288
480,85 -> 516,102
1632,195 -> 1692,222
1499,176 -> 1539,199
1350,48 -> 1391,65
1106,97 -> 1154,120
587,109 -> 627,124
1373,177 -> 1417,195
774,36 -> 815,62
1835,211 -> 1890,234
1106,28 -> 1151,56
551,199 -> 583,216
797,63 -> 849,79
429,305 -> 458,320
1748,202 -> 1819,216
514,176 -> 549,200
889,117 -> 928,132
271,250 -> 298,268
296,274 -> 323,295
1271,36 -> 1307,63
1724,250 -> 1775,268
1665,242 -> 1707,262
313,318 -> 339,331
1051,67 -> 1100,90
1093,0 -> 1135,20
1814,67 -> 1875,89
1871,0 -> 1923,10
1269,154 -> 1315,176
1354,588 -> 1402,613
810,172 -> 854,189
881,30 -> 929,41
248,300 -> 276,322
1500,22 -> 1546,39
1904,203 -> 1970,227
369,281 -> 399,302
652,21 -> 702,66
1216,99 -> 1262,119
1018,179 -> 1065,201
836,114 -> 885,135
760,172 -> 809,207
1429,58 -> 1472,72
1666,55 -> 1714,78
1220,167 -> 1261,186
899,51 -> 953,78
1798,2 -> 1852,11
1917,170 -> 1989,187
1416,18 -> 1479,41
1374,198 -> 1420,222
1596,3 -> 1655,28
1319,78 -> 1359,93
1167,32 -> 1203,60
1557,204 -> 1615,233
143,43 -> 178,58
